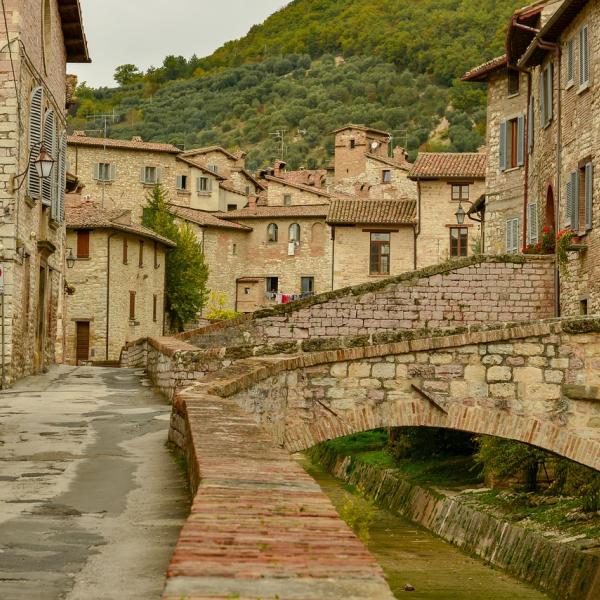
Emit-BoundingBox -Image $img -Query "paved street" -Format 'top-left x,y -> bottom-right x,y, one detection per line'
0,365 -> 189,600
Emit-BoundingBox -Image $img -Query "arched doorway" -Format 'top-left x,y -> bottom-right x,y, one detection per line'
545,185 -> 555,230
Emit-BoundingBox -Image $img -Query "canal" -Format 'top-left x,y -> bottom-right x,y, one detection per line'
302,458 -> 548,600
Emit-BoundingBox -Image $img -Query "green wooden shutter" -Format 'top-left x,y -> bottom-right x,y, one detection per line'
566,179 -> 573,227
28,87 -> 44,199
585,162 -> 593,229
546,63 -> 553,122
517,115 -> 525,166
572,171 -> 580,230
499,121 -> 507,171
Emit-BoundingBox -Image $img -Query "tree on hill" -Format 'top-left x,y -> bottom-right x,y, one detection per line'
142,184 -> 209,331
114,64 -> 142,86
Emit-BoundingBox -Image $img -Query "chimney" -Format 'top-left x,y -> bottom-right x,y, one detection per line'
393,146 -> 408,163
131,136 -> 143,143
273,160 -> 286,178
235,151 -> 247,169
247,195 -> 258,212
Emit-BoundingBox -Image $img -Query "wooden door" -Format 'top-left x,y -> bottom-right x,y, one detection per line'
76,322 -> 90,364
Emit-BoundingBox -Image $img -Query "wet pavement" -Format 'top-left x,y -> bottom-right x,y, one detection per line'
0,365 -> 189,600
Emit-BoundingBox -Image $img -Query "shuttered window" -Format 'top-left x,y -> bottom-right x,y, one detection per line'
56,132 -> 67,222
41,108 -> 56,207
197,176 -> 211,192
77,230 -> 90,258
140,166 -> 161,184
28,87 -> 44,199
567,171 -> 580,230
527,203 -> 538,245
579,25 -> 590,88
129,291 -> 136,320
506,218 -> 520,253
584,162 -> 593,230
176,175 -> 187,190
499,117 -> 524,171
528,99 -> 535,154
566,38 -> 575,85
540,63 -> 553,127
94,162 -> 115,182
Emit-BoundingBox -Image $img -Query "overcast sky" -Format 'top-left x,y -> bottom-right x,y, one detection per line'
71,0 -> 289,87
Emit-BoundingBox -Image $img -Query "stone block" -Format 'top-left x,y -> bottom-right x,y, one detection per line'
487,366 -> 512,382
544,370 -> 564,384
372,362 -> 396,379
348,362 -> 371,378
524,383 -> 561,401
490,383 -> 517,398
330,362 -> 348,378
513,367 -> 543,384
482,354 -> 503,366
488,343 -> 513,354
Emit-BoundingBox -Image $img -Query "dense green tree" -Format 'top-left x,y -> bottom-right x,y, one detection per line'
114,64 -> 142,86
142,185 -> 209,331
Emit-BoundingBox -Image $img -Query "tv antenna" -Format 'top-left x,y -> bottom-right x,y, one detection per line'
269,128 -> 288,159
389,129 -> 409,157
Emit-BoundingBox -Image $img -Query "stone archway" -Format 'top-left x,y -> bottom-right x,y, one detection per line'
545,185 -> 555,230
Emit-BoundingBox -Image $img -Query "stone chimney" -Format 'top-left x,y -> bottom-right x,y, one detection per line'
235,151 -> 247,169
273,160 -> 286,178
393,146 -> 409,163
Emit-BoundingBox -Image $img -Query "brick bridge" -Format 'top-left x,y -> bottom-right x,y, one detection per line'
121,255 -> 600,599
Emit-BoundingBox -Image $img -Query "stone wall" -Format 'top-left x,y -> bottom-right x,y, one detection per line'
184,255 -> 555,350
310,446 -> 600,600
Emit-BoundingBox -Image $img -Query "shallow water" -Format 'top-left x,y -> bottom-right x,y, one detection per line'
302,458 -> 548,600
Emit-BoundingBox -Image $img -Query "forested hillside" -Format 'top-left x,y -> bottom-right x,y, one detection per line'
71,0 -> 522,170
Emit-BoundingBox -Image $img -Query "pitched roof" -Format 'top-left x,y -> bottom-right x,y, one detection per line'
168,204 -> 252,231
331,124 -> 391,137
65,200 -> 176,247
220,204 -> 330,220
263,175 -> 333,198
408,152 -> 487,180
180,146 -> 239,161
57,0 -> 90,63
219,181 -> 247,197
176,156 -> 227,179
366,152 -> 412,172
462,55 -> 508,81
235,167 -> 267,190
327,199 -> 416,225
67,135 -> 181,154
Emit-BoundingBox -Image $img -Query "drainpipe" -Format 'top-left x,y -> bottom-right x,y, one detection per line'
415,177 -> 421,269
105,232 -> 117,361
522,70 -> 532,250
554,45 -> 562,317
331,226 -> 336,290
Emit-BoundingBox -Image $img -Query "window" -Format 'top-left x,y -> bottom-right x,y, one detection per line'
289,223 -> 301,242
369,232 -> 390,275
232,243 -> 237,256
129,291 -> 136,320
382,170 -> 392,183
528,98 -> 535,154
579,25 -> 590,88
527,203 -> 539,245
208,164 -> 219,174
506,218 -> 520,253
76,230 -> 90,259
245,185 -> 250,196
566,38 -> 575,86
176,175 -> 188,190
450,227 -> 468,257
139,240 -> 144,267
153,294 -> 158,323
123,238 -> 128,264
42,108 -> 56,207
499,116 -> 524,171
197,176 -> 211,192
451,184 -> 470,201
140,166 -> 160,185
28,87 -> 43,199
566,162 -> 593,230
267,223 -> 278,242
508,69 -> 520,96
349,139 -> 356,149
539,63 -> 553,127
301,276 -> 314,296
227,204 -> 237,212
154,241 -> 159,268
266,277 -> 279,293
580,299 -> 589,316
95,162 -> 115,182
284,194 -> 292,206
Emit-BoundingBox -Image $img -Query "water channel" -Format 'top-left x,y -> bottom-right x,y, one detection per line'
302,457 -> 548,600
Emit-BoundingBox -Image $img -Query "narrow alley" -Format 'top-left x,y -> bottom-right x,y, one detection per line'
0,366 -> 188,600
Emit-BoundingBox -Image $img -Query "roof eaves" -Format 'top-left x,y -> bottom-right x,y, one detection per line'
264,175 -> 332,197
57,0 -> 90,63
461,54 -> 508,81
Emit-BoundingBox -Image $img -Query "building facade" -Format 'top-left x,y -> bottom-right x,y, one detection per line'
65,199 -> 174,363
0,0 -> 88,385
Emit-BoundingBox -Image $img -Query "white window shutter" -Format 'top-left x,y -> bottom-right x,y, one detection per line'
499,120 -> 507,171
140,167 -> 147,183
176,175 -> 182,189
156,167 -> 163,183
42,109 -> 56,207
567,39 -> 574,83
207,177 -> 213,192
513,218 -> 520,252
28,87 -> 44,199
58,133 -> 67,222
566,179 -> 573,227
572,171 -> 580,230
506,219 -> 512,252
546,63 -> 553,122
517,115 -> 525,166
585,162 -> 593,229
527,203 -> 538,244
196,177 -> 202,192
580,26 -> 590,87
528,100 -> 534,153
93,163 -> 100,180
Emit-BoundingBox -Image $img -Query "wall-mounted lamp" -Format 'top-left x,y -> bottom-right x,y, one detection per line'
33,146 -> 55,179
455,202 -> 466,225
66,248 -> 76,269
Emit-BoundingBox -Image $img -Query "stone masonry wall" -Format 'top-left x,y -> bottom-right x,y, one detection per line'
184,255 -> 555,350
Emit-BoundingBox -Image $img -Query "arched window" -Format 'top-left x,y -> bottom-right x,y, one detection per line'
289,223 -> 301,242
41,108 -> 56,207
267,223 -> 278,242
28,86 -> 44,199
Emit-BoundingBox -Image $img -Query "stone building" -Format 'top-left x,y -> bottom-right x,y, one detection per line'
409,152 -> 487,267
0,0 -> 88,385
464,0 -> 600,316
65,197 -> 175,363
327,199 -> 416,289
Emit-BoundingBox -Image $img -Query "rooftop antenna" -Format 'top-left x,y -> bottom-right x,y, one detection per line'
80,110 -> 119,207
269,128 -> 287,159
389,129 -> 409,158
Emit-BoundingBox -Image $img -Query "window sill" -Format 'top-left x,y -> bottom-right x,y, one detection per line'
94,180 -> 114,185
176,190 -> 191,195
196,191 -> 212,196
24,195 -> 36,208
577,83 -> 591,95
142,182 -> 159,188
76,257 -> 91,261
48,219 -> 60,231
566,80 -> 575,90
502,166 -> 523,174
368,273 -> 391,278
507,92 -> 520,99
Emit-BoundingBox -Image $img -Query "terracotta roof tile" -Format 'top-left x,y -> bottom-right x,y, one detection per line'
263,175 -> 332,197
67,135 -> 181,153
176,156 -> 227,179
408,152 -> 487,179
168,204 -> 252,231
366,152 -> 412,172
220,204 -> 330,220
65,198 -> 176,246
462,55 -> 507,81
327,199 -> 416,225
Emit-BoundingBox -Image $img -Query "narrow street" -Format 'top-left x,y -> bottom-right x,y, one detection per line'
0,365 -> 188,600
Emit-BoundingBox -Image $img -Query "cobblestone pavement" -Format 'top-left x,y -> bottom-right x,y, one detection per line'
0,365 -> 188,600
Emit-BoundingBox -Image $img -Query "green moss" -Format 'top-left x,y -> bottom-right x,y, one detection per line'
562,317 -> 600,334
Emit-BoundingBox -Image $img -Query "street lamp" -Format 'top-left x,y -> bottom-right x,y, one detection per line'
34,146 -> 55,179
66,248 -> 76,269
455,201 -> 466,225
